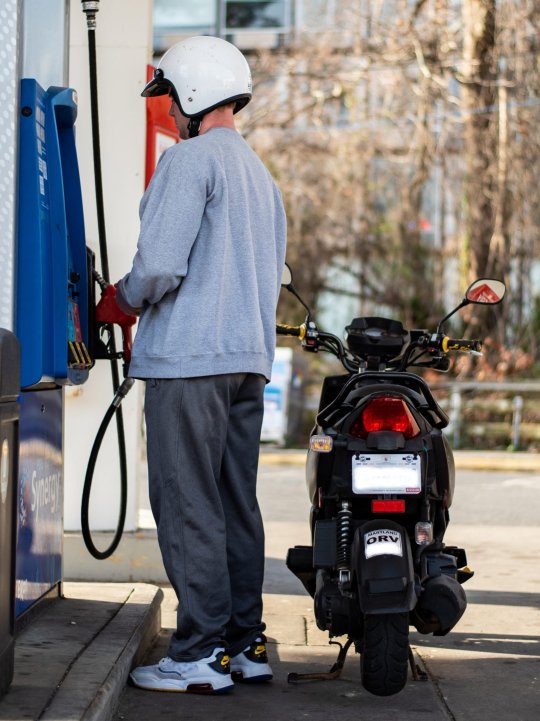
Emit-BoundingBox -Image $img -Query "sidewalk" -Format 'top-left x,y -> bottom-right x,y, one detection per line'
0,583 -> 469,721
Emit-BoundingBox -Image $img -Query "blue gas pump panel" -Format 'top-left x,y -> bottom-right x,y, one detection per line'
15,388 -> 63,618
17,79 -> 92,388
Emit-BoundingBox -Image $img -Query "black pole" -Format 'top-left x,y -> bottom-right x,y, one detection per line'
87,27 -> 110,281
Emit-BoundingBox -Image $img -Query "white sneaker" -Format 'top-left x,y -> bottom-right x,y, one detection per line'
230,637 -> 273,682
129,648 -> 234,694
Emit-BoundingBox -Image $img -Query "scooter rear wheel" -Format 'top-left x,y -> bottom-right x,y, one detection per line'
360,612 -> 409,696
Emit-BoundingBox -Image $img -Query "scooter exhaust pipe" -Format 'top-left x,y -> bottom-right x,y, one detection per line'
411,574 -> 467,636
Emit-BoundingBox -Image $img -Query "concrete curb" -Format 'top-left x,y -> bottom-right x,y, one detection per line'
1,583 -> 163,721
259,450 -> 540,472
453,452 -> 540,472
74,584 -> 163,721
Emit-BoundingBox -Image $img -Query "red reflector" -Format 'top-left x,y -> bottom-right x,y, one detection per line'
372,500 -> 405,513
351,396 -> 420,439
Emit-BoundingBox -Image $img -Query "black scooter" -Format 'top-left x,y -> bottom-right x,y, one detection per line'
279,268 -> 505,696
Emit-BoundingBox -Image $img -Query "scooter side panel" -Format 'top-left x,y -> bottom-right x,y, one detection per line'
426,430 -> 455,507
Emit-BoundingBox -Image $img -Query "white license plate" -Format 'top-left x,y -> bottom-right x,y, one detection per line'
352,454 -> 421,495
364,528 -> 403,558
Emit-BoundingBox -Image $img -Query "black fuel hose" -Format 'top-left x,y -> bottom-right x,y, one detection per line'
81,378 -> 134,558
80,1 -> 132,559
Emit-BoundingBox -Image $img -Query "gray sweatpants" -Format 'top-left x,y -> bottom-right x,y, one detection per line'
144,373 -> 267,661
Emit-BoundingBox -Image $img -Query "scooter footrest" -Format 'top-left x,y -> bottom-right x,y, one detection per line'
286,546 -> 316,598
443,546 -> 468,567
286,546 -> 313,573
457,566 -> 474,584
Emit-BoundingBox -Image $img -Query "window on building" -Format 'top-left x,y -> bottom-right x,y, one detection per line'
225,1 -> 288,31
153,0 -> 291,54
153,0 -> 216,54
154,0 -> 216,31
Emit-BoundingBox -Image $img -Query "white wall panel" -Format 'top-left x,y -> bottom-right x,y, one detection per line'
64,0 -> 153,532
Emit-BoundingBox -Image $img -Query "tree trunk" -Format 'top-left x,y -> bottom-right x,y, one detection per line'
461,0 -> 498,280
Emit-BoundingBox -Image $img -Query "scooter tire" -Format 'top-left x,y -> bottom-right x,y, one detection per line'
360,612 -> 409,697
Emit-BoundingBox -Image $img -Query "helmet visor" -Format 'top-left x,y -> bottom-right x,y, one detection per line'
141,68 -> 171,98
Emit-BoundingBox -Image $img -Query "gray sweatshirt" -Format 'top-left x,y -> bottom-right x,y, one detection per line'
116,127 -> 287,381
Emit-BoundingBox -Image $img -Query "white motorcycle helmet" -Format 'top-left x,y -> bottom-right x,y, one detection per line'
142,36 -> 252,137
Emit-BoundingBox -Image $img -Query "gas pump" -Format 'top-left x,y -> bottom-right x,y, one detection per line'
15,79 -> 93,618
0,0 -> 150,700
17,80 -> 92,389
0,330 -> 19,698
13,0 -> 138,619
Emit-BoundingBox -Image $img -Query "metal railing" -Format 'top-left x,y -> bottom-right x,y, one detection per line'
431,381 -> 540,450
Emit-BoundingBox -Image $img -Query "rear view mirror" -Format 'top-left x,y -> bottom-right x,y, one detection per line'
281,264 -> 293,288
466,278 -> 506,305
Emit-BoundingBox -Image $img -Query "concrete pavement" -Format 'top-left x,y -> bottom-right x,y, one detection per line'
1,451 -> 539,721
62,449 -> 540,585
117,587 -> 456,721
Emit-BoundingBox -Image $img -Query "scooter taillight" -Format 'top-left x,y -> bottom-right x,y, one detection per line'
350,395 -> 421,439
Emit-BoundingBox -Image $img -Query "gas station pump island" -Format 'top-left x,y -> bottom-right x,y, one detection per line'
0,0 -> 146,698
0,75 -> 93,699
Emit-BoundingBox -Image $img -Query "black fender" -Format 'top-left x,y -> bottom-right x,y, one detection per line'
352,520 -> 417,614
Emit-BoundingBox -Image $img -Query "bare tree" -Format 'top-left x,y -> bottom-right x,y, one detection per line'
238,1 -> 540,373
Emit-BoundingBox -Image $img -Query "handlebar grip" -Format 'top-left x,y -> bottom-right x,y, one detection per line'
442,337 -> 483,353
276,323 -> 302,337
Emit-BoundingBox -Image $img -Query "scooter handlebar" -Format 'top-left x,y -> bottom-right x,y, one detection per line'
441,337 -> 483,353
276,323 -> 306,339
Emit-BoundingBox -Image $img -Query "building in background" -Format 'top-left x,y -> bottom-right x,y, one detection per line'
154,0 -> 290,53
152,0 -> 365,55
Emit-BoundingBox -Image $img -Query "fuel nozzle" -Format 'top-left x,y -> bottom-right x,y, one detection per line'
81,0 -> 100,29
94,284 -> 137,376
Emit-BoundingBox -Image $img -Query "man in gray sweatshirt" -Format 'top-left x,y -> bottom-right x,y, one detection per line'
115,37 -> 287,694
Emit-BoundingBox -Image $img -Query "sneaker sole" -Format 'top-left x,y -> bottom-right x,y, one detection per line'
231,671 -> 273,683
129,675 -> 234,694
